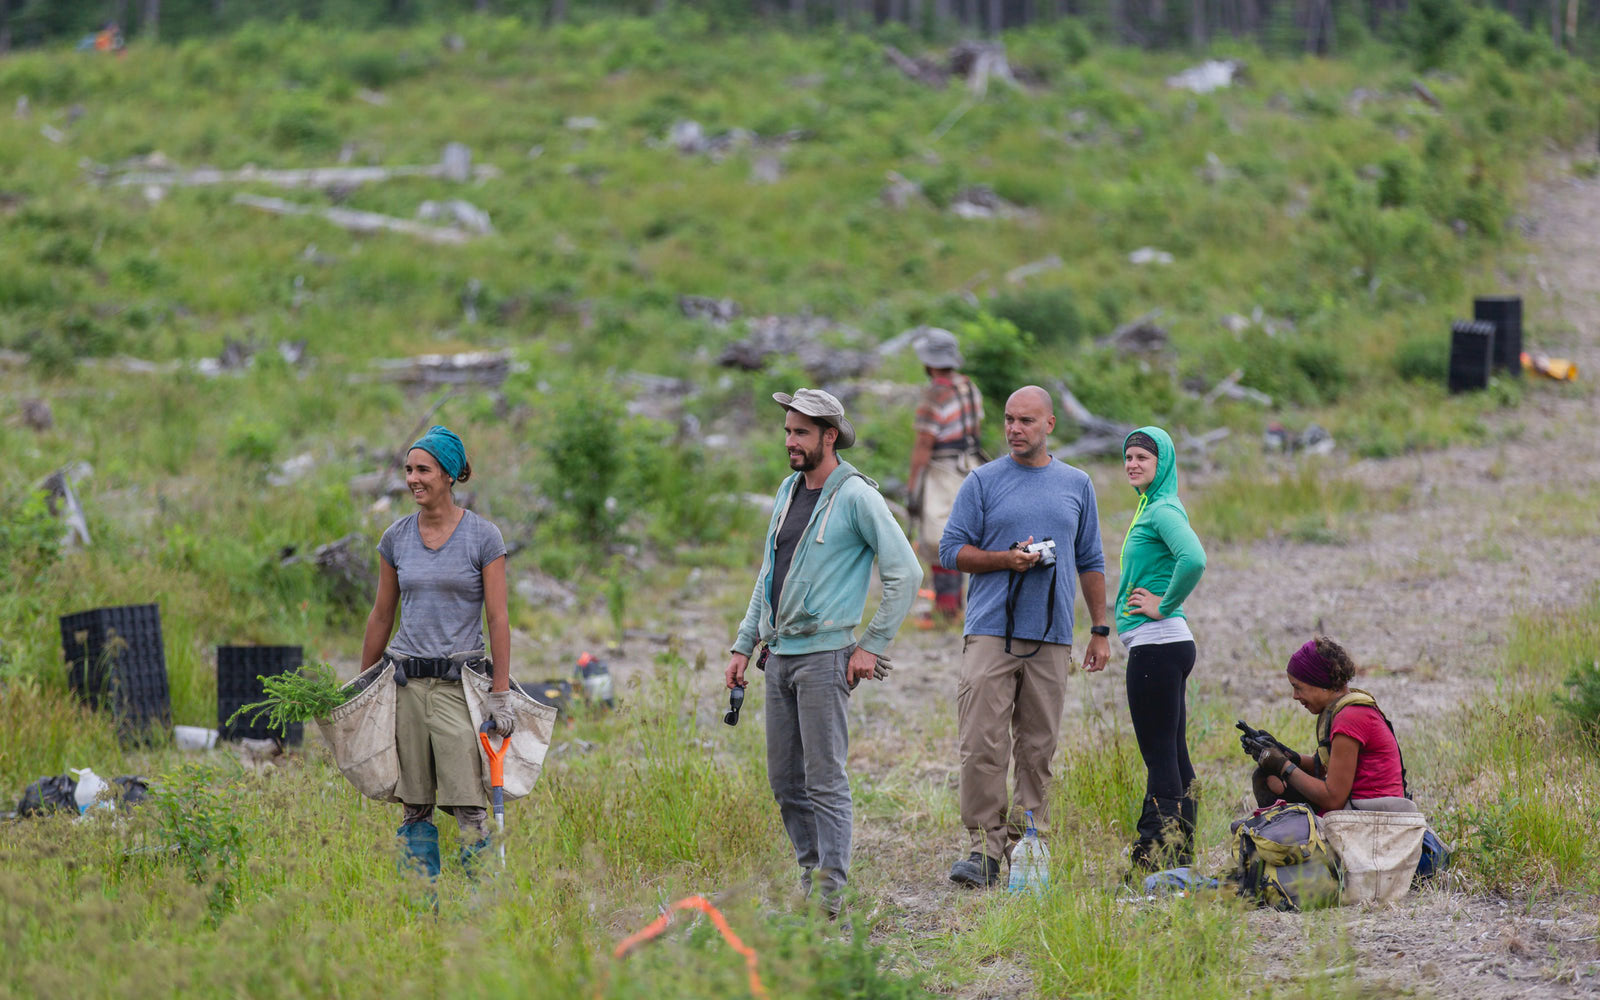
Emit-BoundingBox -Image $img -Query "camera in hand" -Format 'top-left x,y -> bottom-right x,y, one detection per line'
1021,537 -> 1056,568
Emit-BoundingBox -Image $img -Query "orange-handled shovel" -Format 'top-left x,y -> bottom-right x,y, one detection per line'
478,719 -> 507,868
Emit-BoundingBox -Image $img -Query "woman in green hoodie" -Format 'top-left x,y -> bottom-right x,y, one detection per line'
1116,426 -> 1207,872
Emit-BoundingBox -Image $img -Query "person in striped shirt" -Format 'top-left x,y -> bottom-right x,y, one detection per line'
906,328 -> 985,625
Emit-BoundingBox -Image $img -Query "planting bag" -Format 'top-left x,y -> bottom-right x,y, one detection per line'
461,668 -> 557,801
1321,807 -> 1427,904
315,660 -> 401,802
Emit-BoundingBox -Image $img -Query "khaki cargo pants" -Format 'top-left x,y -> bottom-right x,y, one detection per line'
956,634 -> 1072,862
395,678 -> 488,836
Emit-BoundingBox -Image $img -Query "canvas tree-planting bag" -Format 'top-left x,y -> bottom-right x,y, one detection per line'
461,667 -> 557,801
1320,808 -> 1427,904
315,660 -> 402,803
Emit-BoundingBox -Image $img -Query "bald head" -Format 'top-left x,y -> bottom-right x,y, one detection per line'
1007,385 -> 1054,415
1003,385 -> 1056,466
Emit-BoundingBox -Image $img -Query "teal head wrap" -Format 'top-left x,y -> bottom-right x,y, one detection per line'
410,425 -> 466,481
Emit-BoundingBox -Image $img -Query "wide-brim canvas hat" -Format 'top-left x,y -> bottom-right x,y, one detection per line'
772,388 -> 856,450
912,326 -> 964,369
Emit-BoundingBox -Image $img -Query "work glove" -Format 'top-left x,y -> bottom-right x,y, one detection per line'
872,651 -> 894,682
1237,724 -> 1294,760
485,690 -> 517,739
1256,748 -> 1291,777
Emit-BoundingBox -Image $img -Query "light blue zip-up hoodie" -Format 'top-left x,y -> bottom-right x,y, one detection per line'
733,460 -> 922,658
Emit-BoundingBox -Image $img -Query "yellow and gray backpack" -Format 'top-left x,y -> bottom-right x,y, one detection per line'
1229,802 -> 1342,911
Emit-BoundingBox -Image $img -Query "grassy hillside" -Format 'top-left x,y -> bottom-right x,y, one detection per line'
2,16 -> 1593,696
1,15 -> 1598,998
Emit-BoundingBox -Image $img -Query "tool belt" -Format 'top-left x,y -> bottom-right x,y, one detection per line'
386,650 -> 487,684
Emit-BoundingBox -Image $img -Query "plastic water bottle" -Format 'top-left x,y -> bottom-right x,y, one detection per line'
70,768 -> 110,814
1007,810 -> 1050,893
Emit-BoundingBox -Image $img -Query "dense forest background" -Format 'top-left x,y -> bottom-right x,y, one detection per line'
1,0 -> 1595,61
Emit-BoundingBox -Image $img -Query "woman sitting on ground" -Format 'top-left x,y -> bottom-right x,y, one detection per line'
1250,636 -> 1408,813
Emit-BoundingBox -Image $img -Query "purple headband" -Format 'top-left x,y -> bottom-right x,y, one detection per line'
1286,640 -> 1335,688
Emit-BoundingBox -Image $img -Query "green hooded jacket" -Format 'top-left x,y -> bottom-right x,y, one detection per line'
1115,425 -> 1207,635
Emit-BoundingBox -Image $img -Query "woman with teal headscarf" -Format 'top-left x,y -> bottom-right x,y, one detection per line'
1116,426 -> 1207,874
360,425 -> 514,882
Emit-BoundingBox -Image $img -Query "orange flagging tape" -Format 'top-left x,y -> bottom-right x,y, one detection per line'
612,895 -> 770,999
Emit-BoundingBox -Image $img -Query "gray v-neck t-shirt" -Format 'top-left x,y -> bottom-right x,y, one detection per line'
377,510 -> 507,658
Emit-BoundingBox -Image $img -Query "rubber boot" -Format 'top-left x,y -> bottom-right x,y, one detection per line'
1131,795 -> 1185,873
1175,790 -> 1198,868
459,836 -> 492,880
398,820 -> 441,881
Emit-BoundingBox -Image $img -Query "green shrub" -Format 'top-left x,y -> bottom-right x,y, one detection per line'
0,488 -> 62,580
142,764 -> 248,922
38,235 -> 95,268
340,48 -> 427,90
1558,659 -> 1600,740
265,97 -> 340,153
223,416 -> 282,467
1289,339 -> 1349,402
987,286 -> 1088,349
58,314 -> 120,357
1059,351 -> 1180,426
1377,150 -> 1421,209
958,312 -> 1036,411
542,387 -> 626,540
1392,332 -> 1449,383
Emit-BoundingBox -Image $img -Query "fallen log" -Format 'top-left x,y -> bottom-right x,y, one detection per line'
1202,367 -> 1273,407
369,350 -> 524,388
1052,379 -> 1133,440
1098,310 -> 1169,354
103,145 -> 499,191
1005,254 -> 1063,285
884,44 -> 948,88
233,193 -> 475,245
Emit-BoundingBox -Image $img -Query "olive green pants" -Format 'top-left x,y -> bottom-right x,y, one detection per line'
395,677 -> 487,815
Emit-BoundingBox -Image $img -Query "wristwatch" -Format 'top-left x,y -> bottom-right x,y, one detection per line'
1280,761 -> 1299,780
1090,625 -> 1110,637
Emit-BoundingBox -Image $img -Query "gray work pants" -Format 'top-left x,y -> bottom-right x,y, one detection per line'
765,645 -> 854,895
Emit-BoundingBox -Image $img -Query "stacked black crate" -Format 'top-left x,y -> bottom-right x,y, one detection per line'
1448,320 -> 1495,393
217,645 -> 305,744
1473,296 -> 1523,374
61,604 -> 171,740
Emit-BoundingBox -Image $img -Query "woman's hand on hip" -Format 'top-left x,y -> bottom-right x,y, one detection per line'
1126,587 -> 1165,619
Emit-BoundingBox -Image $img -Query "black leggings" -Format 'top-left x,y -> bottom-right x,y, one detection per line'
1125,640 -> 1197,841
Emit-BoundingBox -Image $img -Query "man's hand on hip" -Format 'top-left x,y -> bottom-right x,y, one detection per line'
847,647 -> 879,687
1081,633 -> 1111,673
726,652 -> 749,690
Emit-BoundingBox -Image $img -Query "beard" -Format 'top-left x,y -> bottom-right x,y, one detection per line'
788,441 -> 823,472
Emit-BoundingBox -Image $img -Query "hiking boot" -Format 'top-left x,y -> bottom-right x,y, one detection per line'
820,885 -> 845,920
949,851 -> 1001,888
1126,839 -> 1162,880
